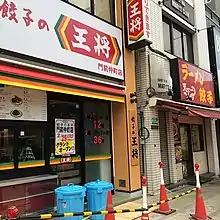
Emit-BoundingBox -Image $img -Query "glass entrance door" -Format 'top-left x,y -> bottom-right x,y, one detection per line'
48,96 -> 83,186
180,125 -> 194,178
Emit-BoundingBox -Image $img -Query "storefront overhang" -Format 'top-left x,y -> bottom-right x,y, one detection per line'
0,61 -> 125,103
149,97 -> 220,119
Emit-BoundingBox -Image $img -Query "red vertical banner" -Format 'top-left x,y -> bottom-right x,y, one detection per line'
125,0 -> 151,49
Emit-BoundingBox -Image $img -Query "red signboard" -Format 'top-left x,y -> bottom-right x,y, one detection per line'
178,59 -> 215,107
125,0 -> 151,49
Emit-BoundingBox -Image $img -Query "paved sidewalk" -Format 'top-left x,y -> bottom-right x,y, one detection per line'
114,178 -> 220,220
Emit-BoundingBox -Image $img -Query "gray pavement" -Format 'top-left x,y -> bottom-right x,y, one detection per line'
114,178 -> 220,220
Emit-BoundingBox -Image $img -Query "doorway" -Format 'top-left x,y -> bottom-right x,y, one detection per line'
48,92 -> 84,186
179,125 -> 194,178
179,124 -> 205,179
47,92 -> 113,186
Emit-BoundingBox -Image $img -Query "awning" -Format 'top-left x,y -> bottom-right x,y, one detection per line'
149,97 -> 220,119
0,61 -> 125,103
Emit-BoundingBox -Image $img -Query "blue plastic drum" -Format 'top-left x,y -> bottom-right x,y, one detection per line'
85,180 -> 113,220
55,184 -> 86,220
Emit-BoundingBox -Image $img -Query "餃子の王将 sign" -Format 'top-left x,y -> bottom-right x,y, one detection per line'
0,0 -> 124,80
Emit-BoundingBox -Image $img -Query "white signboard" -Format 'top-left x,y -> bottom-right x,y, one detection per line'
0,0 -> 124,80
0,85 -> 47,121
55,119 -> 75,156
150,55 -> 172,93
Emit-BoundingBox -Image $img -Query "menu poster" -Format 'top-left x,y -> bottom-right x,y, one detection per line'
55,119 -> 76,156
0,85 -> 47,121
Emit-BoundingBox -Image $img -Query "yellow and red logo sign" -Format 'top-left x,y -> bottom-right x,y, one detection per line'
54,14 -> 121,65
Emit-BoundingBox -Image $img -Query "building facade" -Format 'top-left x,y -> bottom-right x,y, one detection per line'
134,0 -> 220,195
0,0 -> 141,214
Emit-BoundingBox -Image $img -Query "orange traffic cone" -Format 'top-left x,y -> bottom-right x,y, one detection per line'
154,162 -> 176,215
190,164 -> 212,220
105,190 -> 115,220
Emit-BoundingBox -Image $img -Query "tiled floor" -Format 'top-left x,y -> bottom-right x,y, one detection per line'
113,179 -> 220,220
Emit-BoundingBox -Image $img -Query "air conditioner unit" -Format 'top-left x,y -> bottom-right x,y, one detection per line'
205,0 -> 212,4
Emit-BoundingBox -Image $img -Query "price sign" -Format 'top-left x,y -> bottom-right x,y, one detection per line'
55,119 -> 75,156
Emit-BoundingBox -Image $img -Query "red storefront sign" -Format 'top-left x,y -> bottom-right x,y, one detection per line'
55,15 -> 122,76
178,59 -> 215,107
125,0 -> 151,49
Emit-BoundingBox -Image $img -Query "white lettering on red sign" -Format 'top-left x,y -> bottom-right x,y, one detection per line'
130,2 -> 141,18
94,33 -> 110,59
130,17 -> 141,33
72,25 -> 91,52
182,83 -> 196,101
129,1 -> 142,34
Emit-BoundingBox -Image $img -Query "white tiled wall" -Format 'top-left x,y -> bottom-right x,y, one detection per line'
135,0 -> 220,194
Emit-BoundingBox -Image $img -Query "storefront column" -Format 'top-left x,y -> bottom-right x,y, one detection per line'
193,0 -> 210,71
143,107 -> 161,195
112,0 -> 141,192
205,119 -> 220,176
165,112 -> 177,184
211,119 -> 220,176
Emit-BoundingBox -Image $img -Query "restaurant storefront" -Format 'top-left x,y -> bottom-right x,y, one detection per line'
150,58 -> 220,184
0,0 -> 141,214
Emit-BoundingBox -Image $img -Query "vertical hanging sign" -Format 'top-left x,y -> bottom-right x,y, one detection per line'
129,110 -> 140,166
125,0 -> 152,50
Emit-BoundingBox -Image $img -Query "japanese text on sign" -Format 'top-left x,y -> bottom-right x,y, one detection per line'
0,0 -> 124,80
129,111 -> 139,166
178,59 -> 215,107
126,0 -> 151,48
55,119 -> 75,156
0,0 -> 49,31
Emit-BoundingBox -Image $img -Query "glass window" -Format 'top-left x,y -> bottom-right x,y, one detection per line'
183,32 -> 193,62
84,100 -> 112,182
65,0 -> 115,23
68,0 -> 91,12
191,125 -> 204,152
94,0 -> 114,23
84,100 -> 111,156
18,129 -> 44,163
0,129 -> 14,164
85,160 -> 111,182
163,21 -> 171,53
162,17 -> 194,62
173,27 -> 183,58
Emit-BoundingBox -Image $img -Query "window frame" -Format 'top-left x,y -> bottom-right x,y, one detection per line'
162,17 -> 194,63
191,124 -> 205,152
0,120 -> 47,170
62,0 -> 116,25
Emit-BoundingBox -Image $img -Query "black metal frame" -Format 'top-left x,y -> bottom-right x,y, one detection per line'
0,93 -> 114,186
61,0 -> 116,25
162,16 -> 194,63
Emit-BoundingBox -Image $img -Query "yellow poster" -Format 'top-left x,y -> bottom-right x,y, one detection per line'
55,119 -> 75,156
